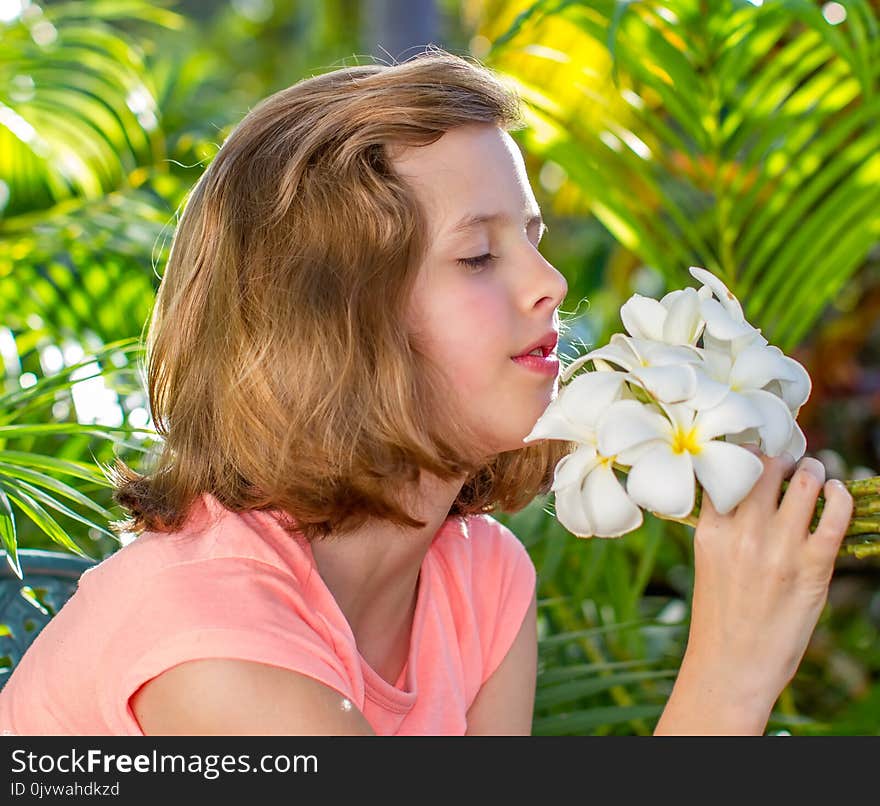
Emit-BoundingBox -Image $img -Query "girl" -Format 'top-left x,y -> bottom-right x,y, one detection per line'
0,48 -> 853,736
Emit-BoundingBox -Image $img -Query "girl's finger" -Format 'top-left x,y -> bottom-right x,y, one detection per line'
696,481 -> 724,532
809,479 -> 854,563
775,457 -> 826,538
734,450 -> 797,525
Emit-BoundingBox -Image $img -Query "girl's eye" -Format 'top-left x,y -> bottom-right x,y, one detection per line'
457,253 -> 497,272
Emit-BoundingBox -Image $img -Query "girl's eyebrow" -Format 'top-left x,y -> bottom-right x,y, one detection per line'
447,211 -> 547,238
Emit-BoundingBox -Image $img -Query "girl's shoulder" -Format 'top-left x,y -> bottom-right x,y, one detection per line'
431,512 -> 535,578
80,492 -> 312,594
432,513 -> 537,691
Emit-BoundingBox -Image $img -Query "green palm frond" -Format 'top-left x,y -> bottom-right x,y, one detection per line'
482,0 -> 880,351
0,337 -> 157,578
0,2 -> 191,342
0,0 -> 184,217
0,178 -> 176,339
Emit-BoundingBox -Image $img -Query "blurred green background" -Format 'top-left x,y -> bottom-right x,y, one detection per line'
1,0 -> 879,734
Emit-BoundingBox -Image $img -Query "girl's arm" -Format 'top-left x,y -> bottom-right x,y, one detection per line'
465,589 -> 538,735
654,449 -> 853,735
131,658 -> 375,735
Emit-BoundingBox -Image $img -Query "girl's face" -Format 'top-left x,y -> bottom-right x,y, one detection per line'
394,123 -> 569,459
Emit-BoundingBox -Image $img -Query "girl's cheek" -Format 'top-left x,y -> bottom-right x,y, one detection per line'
460,281 -> 506,318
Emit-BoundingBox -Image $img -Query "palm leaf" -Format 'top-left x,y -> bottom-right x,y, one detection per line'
4,487 -> 94,561
0,484 -> 20,578
482,0 -> 880,352
0,0 -> 184,217
533,703 -> 665,736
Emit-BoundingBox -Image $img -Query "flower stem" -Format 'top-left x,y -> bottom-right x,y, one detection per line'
653,477 -> 880,558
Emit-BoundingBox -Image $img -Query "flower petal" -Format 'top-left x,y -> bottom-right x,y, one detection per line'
693,390 -> 763,442
625,363 -> 697,403
783,420 -> 807,461
551,443 -> 600,491
725,427 -> 761,449
596,399 -> 672,456
620,294 -> 667,341
635,339 -> 702,366
553,482 -> 595,537
616,439 -> 664,466
625,443 -> 695,518
689,266 -> 744,321
698,343 -> 734,383
655,400 -> 696,434
662,286 -> 703,345
730,343 -> 798,391
560,336 -> 637,383
660,288 -> 686,308
774,356 -> 811,410
688,365 -> 731,410
742,389 -> 794,456
692,440 -> 764,515
700,298 -> 756,341
581,462 -> 644,537
523,400 -> 589,443
560,369 -> 627,428
526,368 -> 629,443
592,357 -> 617,372
737,328 -> 768,351
578,344 -> 639,370
560,353 -> 594,383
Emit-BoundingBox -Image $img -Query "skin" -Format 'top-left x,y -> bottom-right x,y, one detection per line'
132,122 -> 566,735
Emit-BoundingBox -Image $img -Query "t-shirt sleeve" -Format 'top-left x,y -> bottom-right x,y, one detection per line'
470,518 -> 538,687
99,556 -> 357,733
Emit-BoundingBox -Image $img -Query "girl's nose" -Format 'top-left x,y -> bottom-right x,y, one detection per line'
532,260 -> 568,311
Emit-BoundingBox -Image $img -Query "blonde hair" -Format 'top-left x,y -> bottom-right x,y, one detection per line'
108,47 -> 576,543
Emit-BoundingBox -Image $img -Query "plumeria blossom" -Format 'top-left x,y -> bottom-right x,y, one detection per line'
686,266 -> 811,459
523,370 -> 644,538
620,284 -> 716,347
691,340 -> 809,459
524,264 -> 823,540
689,266 -> 765,349
596,395 -> 766,518
560,333 -> 703,404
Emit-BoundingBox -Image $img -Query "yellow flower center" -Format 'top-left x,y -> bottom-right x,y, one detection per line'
671,427 -> 702,455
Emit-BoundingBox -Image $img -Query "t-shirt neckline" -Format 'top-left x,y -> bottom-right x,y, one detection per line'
264,512 -> 461,711
301,536 -> 428,709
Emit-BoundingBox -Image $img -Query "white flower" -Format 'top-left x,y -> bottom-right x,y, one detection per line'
689,266 -> 768,353
690,340 -> 808,459
526,265 -> 817,540
620,285 -> 712,346
596,393 -> 766,517
685,267 -> 811,459
560,332 -> 703,404
523,370 -> 643,537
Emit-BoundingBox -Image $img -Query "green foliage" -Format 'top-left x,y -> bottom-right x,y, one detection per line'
481,0 -> 880,352
0,337 -> 156,577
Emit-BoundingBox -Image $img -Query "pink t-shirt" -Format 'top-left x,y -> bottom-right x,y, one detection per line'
0,493 -> 536,735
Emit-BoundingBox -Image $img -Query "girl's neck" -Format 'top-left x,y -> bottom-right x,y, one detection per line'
308,470 -> 467,653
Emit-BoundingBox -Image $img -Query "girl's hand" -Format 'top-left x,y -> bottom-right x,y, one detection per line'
655,447 -> 854,734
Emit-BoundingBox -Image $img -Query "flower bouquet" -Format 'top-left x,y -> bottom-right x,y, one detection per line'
524,267 -> 880,559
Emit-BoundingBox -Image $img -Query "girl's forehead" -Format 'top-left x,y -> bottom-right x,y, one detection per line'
392,125 -> 526,191
392,129 -> 537,239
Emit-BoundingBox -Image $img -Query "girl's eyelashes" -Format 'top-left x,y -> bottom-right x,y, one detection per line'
457,253 -> 497,271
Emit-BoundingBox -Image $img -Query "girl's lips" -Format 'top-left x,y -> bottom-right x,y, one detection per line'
511,353 -> 560,375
